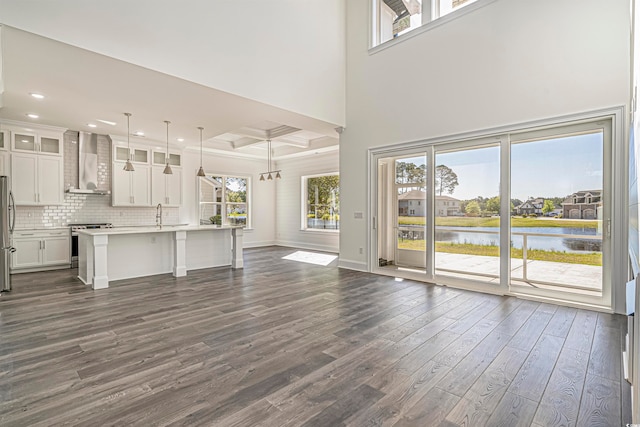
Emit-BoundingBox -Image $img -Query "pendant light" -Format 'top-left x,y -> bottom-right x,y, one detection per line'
123,113 -> 135,171
163,120 -> 173,175
259,139 -> 281,182
196,126 -> 206,177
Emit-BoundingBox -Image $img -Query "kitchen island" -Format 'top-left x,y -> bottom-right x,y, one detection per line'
77,225 -> 243,289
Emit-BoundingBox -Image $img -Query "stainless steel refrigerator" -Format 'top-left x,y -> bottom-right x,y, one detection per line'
0,176 -> 16,292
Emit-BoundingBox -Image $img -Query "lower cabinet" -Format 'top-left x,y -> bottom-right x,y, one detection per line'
11,229 -> 70,272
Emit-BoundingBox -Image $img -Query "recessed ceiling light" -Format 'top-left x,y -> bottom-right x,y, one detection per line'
177,138 -> 184,142
135,131 -> 144,136
26,113 -> 39,119
87,123 -> 97,128
96,119 -> 117,126
30,93 -> 45,99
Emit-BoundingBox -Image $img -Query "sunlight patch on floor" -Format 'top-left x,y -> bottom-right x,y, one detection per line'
282,251 -> 337,266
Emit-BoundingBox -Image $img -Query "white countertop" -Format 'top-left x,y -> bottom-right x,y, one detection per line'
76,224 -> 239,236
15,227 -> 69,231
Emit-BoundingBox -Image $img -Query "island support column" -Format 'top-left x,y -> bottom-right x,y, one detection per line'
232,228 -> 243,269
92,234 -> 109,290
173,230 -> 187,277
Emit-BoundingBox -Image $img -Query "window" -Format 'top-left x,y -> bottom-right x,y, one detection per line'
198,174 -> 249,227
372,0 -> 483,47
303,174 -> 339,231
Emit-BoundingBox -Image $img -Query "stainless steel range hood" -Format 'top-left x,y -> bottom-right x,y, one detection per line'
66,132 -> 110,195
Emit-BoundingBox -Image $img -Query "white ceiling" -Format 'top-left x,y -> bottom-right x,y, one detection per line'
0,26 -> 340,160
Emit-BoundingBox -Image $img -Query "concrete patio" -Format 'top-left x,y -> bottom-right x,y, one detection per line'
433,252 -> 602,291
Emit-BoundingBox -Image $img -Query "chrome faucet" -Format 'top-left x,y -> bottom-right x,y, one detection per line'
156,203 -> 163,228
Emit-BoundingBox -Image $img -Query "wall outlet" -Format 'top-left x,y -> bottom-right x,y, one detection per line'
359,247 -> 363,254
354,212 -> 364,219
151,236 -> 156,243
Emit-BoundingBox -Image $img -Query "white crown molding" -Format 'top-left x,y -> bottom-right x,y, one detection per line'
1,118 -> 67,133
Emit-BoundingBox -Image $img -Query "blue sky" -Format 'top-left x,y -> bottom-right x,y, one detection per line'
401,131 -> 603,201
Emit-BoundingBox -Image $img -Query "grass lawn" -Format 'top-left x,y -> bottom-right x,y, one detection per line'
398,216 -> 598,229
397,240 -> 602,266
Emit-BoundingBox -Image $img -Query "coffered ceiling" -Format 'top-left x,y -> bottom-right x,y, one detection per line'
0,26 -> 340,160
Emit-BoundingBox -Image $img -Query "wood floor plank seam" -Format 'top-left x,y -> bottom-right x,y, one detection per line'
0,246 -> 631,426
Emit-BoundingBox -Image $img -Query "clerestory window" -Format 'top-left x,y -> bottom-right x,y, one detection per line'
371,0 -> 486,48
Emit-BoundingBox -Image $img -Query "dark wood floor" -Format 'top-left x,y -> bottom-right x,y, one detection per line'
0,246 -> 631,426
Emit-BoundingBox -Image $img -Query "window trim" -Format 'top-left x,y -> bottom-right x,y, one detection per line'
197,173 -> 251,228
369,0 -> 498,54
301,172 -> 340,233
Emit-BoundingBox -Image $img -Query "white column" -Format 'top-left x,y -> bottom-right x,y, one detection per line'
173,230 -> 187,277
77,233 -> 92,286
92,234 -> 109,289
231,227 -> 244,269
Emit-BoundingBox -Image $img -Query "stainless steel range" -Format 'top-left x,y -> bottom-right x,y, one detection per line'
69,223 -> 112,268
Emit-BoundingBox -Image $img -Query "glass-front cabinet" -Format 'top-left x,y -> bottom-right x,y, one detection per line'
11,130 -> 62,155
114,145 -> 149,164
0,130 -> 10,150
152,150 -> 181,167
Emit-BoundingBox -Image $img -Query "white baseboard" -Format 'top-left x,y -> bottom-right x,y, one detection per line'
243,240 -> 277,248
275,240 -> 338,254
338,258 -> 368,271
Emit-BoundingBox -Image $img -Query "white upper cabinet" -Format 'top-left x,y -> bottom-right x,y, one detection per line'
0,131 -> 8,176
3,121 -> 66,205
151,167 -> 182,207
112,163 -> 151,206
114,144 -> 150,165
151,149 -> 183,207
152,150 -> 181,167
112,139 -> 152,207
0,130 -> 9,151
11,129 -> 63,156
112,140 -> 182,207
11,152 -> 63,205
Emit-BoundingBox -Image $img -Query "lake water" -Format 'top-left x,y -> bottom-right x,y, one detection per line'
400,226 -> 602,253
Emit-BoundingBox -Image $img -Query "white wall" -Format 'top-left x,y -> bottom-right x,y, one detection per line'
0,0 -> 346,126
275,150 -> 340,253
180,150 -> 276,248
341,0 -> 631,270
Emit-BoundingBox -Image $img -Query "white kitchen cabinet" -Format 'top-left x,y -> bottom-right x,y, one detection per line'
11,229 -> 70,272
42,236 -> 72,265
114,144 -> 150,164
0,130 -> 9,151
152,150 -> 181,167
11,237 -> 41,269
11,153 -> 63,205
0,131 -> 8,176
152,167 -> 182,207
112,163 -> 151,206
0,152 -> 9,176
11,130 -> 63,156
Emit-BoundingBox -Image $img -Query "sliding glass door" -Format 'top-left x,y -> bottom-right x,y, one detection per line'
373,118 -> 612,307
509,122 -> 609,302
377,154 -> 430,275
433,142 -> 501,285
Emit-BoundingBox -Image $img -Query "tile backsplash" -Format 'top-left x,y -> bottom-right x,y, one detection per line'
15,194 -> 180,229
14,130 -> 179,229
